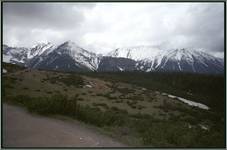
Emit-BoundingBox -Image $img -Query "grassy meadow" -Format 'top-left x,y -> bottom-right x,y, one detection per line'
2,62 -> 225,147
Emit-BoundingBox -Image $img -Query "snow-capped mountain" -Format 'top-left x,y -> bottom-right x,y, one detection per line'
27,41 -> 102,71
2,43 -> 56,65
54,41 -> 101,70
109,47 -> 224,74
3,41 -> 101,71
135,48 -> 224,73
3,44 -> 29,65
2,42 -> 224,74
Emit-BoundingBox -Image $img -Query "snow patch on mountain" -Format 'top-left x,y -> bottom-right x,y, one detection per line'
108,45 -> 161,60
118,66 -> 124,71
27,42 -> 56,59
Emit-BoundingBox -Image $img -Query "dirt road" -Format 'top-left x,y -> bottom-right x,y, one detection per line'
2,104 -> 126,147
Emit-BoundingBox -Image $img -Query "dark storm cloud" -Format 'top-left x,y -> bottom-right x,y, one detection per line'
3,3 -> 94,29
3,2 -> 96,47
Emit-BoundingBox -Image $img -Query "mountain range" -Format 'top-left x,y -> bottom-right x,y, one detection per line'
3,41 -> 224,74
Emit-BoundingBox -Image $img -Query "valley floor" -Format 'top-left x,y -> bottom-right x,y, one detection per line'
2,104 -> 125,147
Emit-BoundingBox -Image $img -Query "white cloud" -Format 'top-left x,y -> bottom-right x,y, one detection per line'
3,2 -> 224,56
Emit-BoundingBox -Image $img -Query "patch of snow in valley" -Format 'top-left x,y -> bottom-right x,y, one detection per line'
167,94 -> 176,99
199,124 -> 209,130
166,94 -> 209,110
177,97 -> 209,110
188,124 -> 192,129
84,84 -> 92,88
161,92 -> 167,96
141,88 -> 147,91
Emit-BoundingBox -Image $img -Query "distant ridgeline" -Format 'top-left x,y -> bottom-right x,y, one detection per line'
3,41 -> 224,74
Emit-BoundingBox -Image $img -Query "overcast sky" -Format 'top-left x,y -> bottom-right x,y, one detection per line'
3,2 -> 224,57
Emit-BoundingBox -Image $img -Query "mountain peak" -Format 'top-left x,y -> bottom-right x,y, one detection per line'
59,41 -> 82,51
32,42 -> 52,48
63,40 -> 80,46
63,40 -> 73,45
